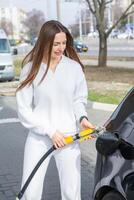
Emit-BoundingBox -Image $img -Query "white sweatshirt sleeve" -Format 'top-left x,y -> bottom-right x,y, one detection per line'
16,63 -> 55,138
73,64 -> 88,122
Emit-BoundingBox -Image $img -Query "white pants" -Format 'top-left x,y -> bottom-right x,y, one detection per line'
21,132 -> 81,200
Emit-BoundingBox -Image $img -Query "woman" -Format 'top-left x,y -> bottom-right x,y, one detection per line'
16,20 -> 94,200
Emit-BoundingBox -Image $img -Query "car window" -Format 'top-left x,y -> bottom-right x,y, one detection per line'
0,39 -> 10,53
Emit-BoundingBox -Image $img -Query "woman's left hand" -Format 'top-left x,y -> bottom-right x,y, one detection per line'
80,118 -> 95,130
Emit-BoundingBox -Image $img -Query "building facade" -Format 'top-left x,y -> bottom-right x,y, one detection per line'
0,7 -> 26,39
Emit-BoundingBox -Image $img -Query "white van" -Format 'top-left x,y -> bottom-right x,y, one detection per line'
0,29 -> 15,81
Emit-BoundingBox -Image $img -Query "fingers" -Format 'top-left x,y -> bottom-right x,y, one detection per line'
80,118 -> 95,130
54,138 -> 65,149
86,121 -> 95,129
52,131 -> 66,149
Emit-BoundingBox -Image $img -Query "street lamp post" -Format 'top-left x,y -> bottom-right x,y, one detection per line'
79,4 -> 82,41
56,0 -> 61,21
9,0 -> 14,39
90,13 -> 94,32
132,5 -> 134,34
108,2 -> 112,29
78,0 -> 86,41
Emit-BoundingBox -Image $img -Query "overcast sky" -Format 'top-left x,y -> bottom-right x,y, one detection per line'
0,0 -> 46,12
0,0 -> 81,27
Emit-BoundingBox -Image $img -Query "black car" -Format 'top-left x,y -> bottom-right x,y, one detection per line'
93,87 -> 134,200
73,41 -> 88,53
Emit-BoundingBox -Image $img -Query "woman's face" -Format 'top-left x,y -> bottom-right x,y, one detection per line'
51,32 -> 67,60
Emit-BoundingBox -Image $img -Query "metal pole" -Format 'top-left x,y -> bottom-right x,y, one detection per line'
9,0 -> 14,39
78,0 -> 84,41
90,13 -> 94,32
131,2 -> 134,35
84,10 -> 86,35
79,4 -> 82,41
56,0 -> 61,21
108,3 -> 112,29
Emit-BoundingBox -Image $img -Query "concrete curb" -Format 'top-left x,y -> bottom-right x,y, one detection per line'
88,101 -> 117,112
82,59 -> 134,69
0,81 -> 18,96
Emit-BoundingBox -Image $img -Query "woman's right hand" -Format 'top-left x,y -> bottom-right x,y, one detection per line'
52,131 -> 66,149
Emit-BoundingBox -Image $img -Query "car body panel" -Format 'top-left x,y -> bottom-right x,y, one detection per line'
0,29 -> 15,81
74,40 -> 88,53
93,87 -> 134,200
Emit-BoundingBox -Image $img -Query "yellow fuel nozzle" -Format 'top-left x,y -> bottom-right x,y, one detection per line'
64,129 -> 95,145
79,129 -> 94,137
79,135 -> 92,143
64,135 -> 74,144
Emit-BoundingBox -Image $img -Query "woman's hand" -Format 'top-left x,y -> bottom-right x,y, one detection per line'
52,131 -> 66,149
80,117 -> 95,130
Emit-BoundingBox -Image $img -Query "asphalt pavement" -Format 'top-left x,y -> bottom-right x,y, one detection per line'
0,96 -> 112,200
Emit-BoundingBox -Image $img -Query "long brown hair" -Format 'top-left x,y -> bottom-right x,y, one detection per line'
17,20 -> 84,91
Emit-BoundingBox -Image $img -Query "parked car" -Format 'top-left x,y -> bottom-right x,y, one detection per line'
109,30 -> 119,38
30,37 -> 38,46
73,40 -> 88,53
82,44 -> 88,52
117,32 -> 134,39
93,87 -> 134,200
88,31 -> 99,38
0,29 -> 15,81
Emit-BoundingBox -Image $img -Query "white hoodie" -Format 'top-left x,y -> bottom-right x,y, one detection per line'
16,55 -> 88,138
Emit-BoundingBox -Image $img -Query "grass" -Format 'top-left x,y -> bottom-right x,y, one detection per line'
13,59 -> 134,105
88,90 -> 127,105
14,59 -> 22,77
